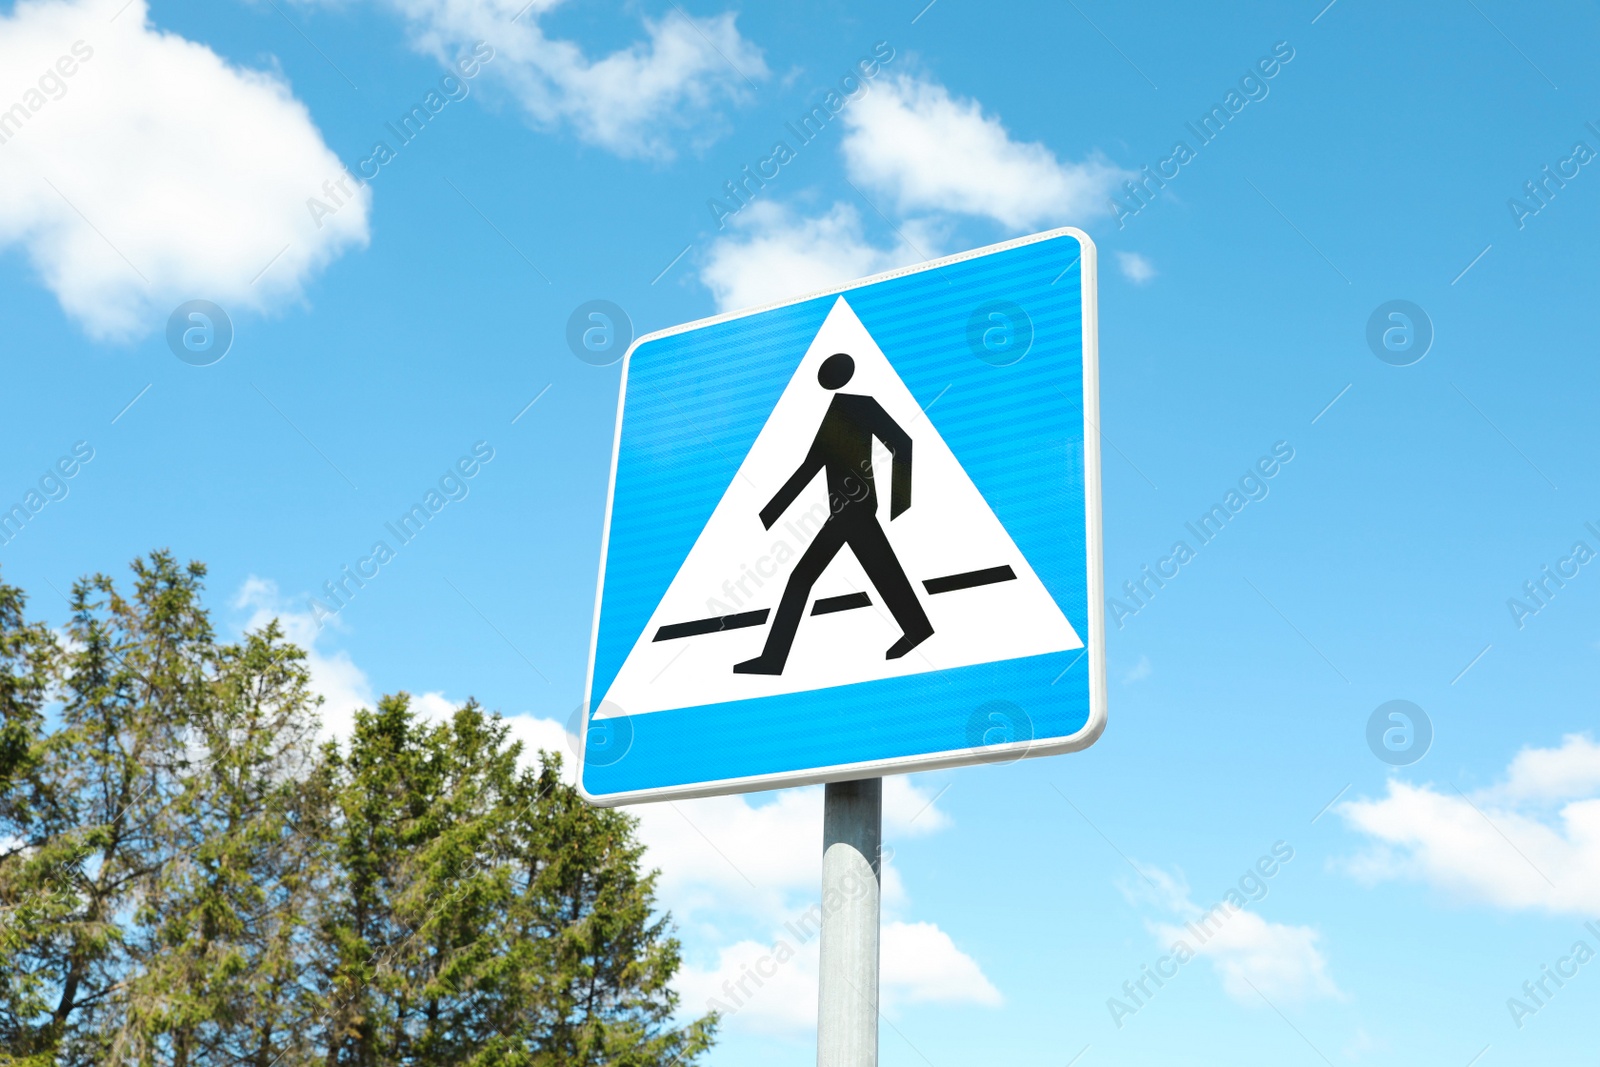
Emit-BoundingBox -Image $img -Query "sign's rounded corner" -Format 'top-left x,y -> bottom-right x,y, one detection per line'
1077,696 -> 1108,750
616,327 -> 671,375
1043,226 -> 1096,264
575,771 -> 618,808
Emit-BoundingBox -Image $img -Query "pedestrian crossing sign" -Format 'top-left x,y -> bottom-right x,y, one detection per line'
581,228 -> 1105,804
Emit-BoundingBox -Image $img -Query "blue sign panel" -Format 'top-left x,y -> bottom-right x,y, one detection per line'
581,228 -> 1105,804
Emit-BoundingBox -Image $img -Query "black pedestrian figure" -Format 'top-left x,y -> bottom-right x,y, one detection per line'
734,353 -> 934,675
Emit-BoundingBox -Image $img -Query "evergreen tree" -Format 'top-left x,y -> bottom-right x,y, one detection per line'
0,555 -> 715,1067
1,553 -> 213,1066
115,621 -> 331,1067
0,570 -> 64,1064
318,695 -> 715,1067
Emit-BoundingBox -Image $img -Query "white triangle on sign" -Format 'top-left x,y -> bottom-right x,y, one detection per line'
596,297 -> 1081,719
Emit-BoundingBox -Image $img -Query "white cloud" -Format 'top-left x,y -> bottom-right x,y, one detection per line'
232,578 -> 568,774
699,200 -> 924,312
421,690 -> 575,780
1134,863 -> 1339,1006
398,692 -> 571,779
1122,861 -> 1191,914
676,936 -> 817,1036
884,774 -> 951,835
1116,251 -> 1156,284
409,690 -> 458,721
364,0 -> 765,157
840,74 -> 1130,231
700,73 -> 1129,312
1343,1028 -> 1388,1058
1498,733 -> 1600,803
1122,654 -> 1153,684
632,778 -> 953,925
676,918 -> 998,1036
633,777 -> 999,1034
1340,734 -> 1600,915
882,920 -> 1001,1007
507,711 -> 575,779
633,787 -> 825,928
1151,909 -> 1338,1005
234,576 -> 374,741
0,0 -> 368,340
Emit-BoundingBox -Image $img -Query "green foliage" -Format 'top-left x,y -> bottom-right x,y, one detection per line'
0,554 -> 713,1067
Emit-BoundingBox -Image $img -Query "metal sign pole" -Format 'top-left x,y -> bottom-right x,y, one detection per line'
816,777 -> 881,1067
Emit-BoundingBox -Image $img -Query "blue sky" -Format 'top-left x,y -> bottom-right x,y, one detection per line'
4,0 -> 1600,1062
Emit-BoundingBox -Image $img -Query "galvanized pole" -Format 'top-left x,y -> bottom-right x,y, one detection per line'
816,778 -> 881,1067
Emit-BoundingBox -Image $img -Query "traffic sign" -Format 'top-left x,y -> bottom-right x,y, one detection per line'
580,227 -> 1105,804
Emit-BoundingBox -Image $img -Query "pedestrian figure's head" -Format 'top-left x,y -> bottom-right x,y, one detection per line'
818,353 -> 854,390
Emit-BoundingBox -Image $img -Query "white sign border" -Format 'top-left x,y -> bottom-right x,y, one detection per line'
580,227 -> 1105,806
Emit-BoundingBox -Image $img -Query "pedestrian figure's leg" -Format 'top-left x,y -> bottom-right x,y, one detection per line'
845,518 -> 933,659
734,520 -> 847,675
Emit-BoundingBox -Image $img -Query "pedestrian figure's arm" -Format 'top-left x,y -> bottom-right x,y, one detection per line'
859,398 -> 913,519
759,444 -> 824,529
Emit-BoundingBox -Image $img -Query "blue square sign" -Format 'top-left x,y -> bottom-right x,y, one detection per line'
580,228 -> 1105,804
